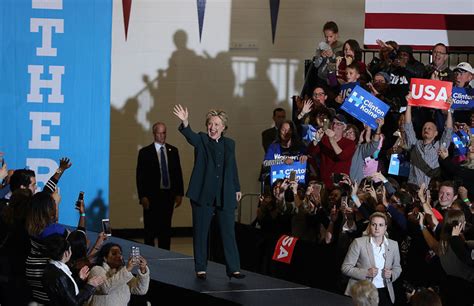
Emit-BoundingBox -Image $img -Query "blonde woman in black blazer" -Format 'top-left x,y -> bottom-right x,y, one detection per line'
341,212 -> 402,305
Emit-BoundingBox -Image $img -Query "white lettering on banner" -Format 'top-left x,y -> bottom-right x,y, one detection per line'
274,153 -> 298,161
453,92 -> 473,104
277,236 -> 295,259
32,0 -> 62,9
30,18 -> 64,56
26,2 -> 64,188
29,112 -> 60,149
27,65 -> 65,103
26,158 -> 59,189
411,84 -> 448,102
348,92 -> 386,119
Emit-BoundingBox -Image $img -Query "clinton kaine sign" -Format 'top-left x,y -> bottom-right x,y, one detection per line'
341,85 -> 389,129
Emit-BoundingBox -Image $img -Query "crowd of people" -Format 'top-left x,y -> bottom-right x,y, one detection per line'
1,17 -> 473,306
257,21 -> 473,305
0,159 -> 150,305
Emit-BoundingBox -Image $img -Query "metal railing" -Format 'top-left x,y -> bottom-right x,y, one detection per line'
361,49 -> 472,68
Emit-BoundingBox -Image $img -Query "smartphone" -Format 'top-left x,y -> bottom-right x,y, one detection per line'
313,183 -> 322,196
75,191 -> 84,209
332,173 -> 344,185
341,196 -> 348,208
131,246 -> 140,264
323,118 -> 330,131
289,170 -> 296,182
102,219 -> 112,236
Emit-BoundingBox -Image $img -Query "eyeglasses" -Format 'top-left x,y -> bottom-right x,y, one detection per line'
432,51 -> 447,55
313,92 -> 326,97
333,121 -> 345,126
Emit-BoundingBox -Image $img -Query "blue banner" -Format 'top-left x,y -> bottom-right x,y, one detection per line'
270,161 -> 307,184
341,85 -> 390,129
0,0 -> 112,228
339,81 -> 359,100
451,87 -> 474,110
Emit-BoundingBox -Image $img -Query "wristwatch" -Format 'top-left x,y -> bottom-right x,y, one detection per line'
55,168 -> 63,175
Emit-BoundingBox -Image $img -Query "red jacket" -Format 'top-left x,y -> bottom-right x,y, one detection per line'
308,135 -> 356,188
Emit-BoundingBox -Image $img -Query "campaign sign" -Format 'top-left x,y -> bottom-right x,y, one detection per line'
408,78 -> 452,110
452,131 -> 469,157
341,85 -> 390,129
451,87 -> 474,110
272,235 -> 299,264
340,81 -> 360,100
388,154 -> 410,177
270,161 -> 306,184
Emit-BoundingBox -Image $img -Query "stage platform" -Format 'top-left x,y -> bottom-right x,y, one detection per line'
95,233 -> 352,306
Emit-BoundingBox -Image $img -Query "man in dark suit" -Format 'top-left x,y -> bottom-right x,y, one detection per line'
136,122 -> 184,250
261,108 -> 286,153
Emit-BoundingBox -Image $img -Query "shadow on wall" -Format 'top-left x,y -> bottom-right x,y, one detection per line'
110,28 -> 298,228
85,189 -> 107,232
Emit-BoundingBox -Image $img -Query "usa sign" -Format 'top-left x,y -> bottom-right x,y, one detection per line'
272,235 -> 299,264
341,85 -> 390,129
408,78 -> 452,110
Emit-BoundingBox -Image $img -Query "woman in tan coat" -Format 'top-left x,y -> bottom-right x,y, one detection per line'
341,212 -> 402,305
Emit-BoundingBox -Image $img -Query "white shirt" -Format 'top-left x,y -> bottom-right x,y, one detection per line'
370,236 -> 387,288
154,142 -> 169,189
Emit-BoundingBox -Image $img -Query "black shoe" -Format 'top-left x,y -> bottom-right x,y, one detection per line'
227,272 -> 246,280
196,272 -> 207,280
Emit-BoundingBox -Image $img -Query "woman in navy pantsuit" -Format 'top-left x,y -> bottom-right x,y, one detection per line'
173,104 -> 245,280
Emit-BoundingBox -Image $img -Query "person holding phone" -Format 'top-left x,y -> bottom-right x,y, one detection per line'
136,122 -> 184,250
308,114 -> 356,188
173,105 -> 244,280
87,243 -> 149,306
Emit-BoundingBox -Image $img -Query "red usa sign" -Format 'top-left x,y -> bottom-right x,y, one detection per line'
272,235 -> 299,264
408,78 -> 452,110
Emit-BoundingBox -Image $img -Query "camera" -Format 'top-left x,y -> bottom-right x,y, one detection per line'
75,191 -> 84,209
323,118 -> 330,131
102,219 -> 112,236
289,170 -> 296,182
332,173 -> 344,185
131,246 -> 140,264
388,49 -> 398,61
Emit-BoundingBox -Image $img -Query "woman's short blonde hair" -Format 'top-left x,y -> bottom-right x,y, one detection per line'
364,212 -> 389,238
205,109 -> 228,132
350,280 -> 379,306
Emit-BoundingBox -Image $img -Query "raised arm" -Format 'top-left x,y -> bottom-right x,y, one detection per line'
173,104 -> 189,127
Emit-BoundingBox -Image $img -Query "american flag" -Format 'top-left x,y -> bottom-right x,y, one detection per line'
364,0 -> 474,50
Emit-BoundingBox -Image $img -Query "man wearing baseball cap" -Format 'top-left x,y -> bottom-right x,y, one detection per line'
454,62 -> 473,88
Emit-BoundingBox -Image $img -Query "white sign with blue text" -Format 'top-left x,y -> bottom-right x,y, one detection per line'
270,161 -> 307,184
341,85 -> 390,129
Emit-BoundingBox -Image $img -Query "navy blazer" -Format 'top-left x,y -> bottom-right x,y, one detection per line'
136,143 -> 184,201
179,124 -> 240,210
